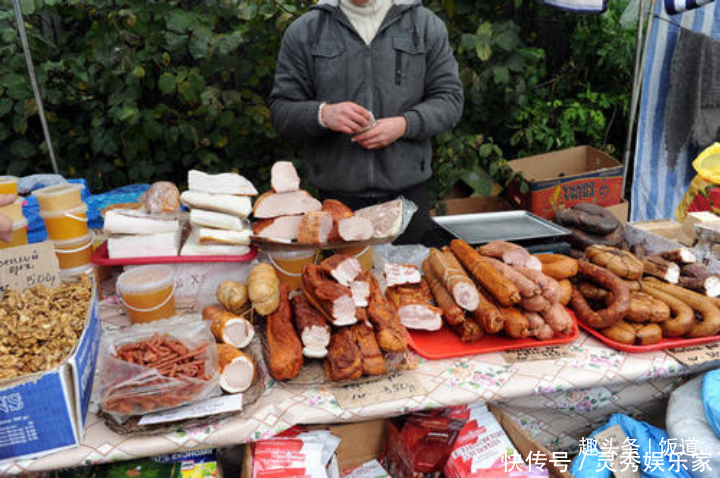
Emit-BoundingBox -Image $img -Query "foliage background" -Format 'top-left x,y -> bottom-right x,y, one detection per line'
0,0 -> 636,200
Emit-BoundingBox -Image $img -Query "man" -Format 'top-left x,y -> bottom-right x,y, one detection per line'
269,0 -> 463,244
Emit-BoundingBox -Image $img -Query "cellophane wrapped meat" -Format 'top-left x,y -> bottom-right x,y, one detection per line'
99,316 -> 220,421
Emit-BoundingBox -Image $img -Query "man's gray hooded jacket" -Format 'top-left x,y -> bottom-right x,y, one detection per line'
268,0 -> 463,196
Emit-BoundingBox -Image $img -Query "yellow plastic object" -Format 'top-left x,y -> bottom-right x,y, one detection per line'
0,219 -> 28,249
116,265 -> 176,324
693,142 -> 720,183
341,245 -> 374,272
0,198 -> 24,222
0,176 -> 18,195
39,204 -> 89,241
54,233 -> 94,270
32,183 -> 84,212
268,249 -> 317,291
676,143 -> 720,221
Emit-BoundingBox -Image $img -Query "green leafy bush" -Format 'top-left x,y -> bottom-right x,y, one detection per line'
0,0 -> 634,202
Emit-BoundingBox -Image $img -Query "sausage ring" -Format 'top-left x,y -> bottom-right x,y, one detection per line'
601,320 -> 662,346
570,261 -> 630,329
535,254 -> 579,280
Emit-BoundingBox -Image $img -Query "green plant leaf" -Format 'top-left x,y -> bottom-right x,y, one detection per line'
158,72 -> 176,94
10,139 -> 35,159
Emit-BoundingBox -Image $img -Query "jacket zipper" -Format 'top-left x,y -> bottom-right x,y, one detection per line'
395,50 -> 402,85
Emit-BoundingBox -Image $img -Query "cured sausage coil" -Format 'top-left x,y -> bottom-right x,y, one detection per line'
570,261 -> 630,329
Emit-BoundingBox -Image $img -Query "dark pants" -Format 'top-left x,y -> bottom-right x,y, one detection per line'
319,182 -> 434,245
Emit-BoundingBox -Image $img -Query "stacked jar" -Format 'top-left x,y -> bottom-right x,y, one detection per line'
0,176 -> 28,250
33,183 -> 94,278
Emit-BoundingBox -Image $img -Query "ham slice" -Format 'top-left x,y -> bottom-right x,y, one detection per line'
252,216 -> 303,242
322,199 -> 354,242
350,280 -> 370,307
398,304 -> 443,331
188,170 -> 258,196
297,211 -> 333,244
338,216 -> 374,242
271,161 -> 301,193
384,263 -> 421,287
181,191 -> 252,218
355,199 -> 404,239
197,228 -> 251,246
253,190 -> 322,219
218,344 -> 256,394
321,254 -> 362,286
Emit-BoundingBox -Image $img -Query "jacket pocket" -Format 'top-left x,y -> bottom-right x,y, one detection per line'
312,43 -> 346,99
392,36 -> 426,87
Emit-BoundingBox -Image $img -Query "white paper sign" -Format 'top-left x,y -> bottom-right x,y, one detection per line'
138,394 -> 243,425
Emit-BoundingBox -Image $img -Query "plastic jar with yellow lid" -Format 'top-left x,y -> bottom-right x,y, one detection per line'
32,183 -> 84,212
116,265 -> 176,324
0,219 -> 28,249
0,176 -> 18,195
39,203 -> 89,241
54,232 -> 94,270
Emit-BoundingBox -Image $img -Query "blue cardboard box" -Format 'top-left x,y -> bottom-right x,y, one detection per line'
0,287 -> 100,462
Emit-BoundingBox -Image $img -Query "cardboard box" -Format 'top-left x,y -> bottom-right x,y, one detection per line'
431,196 -> 515,217
631,220 -> 696,247
0,288 -> 100,462
242,406 -> 571,478
506,146 -> 624,219
606,199 -> 629,224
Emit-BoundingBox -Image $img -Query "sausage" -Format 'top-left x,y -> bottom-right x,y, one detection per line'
642,279 -> 720,337
601,321 -> 636,345
640,283 -> 694,337
520,294 -> 551,312
502,306 -> 530,339
602,321 -> 661,346
524,311 -> 554,340
554,204 -> 620,235
428,247 -> 481,311
634,323 -> 663,346
558,279 -> 572,306
472,289 -> 505,334
565,226 -> 624,250
478,241 -> 542,271
449,240 -> 521,307
535,254 -> 579,280
266,284 -> 304,381
585,245 -> 644,280
571,261 -> 630,329
541,302 -> 574,335
625,291 -> 671,324
481,256 -> 541,298
513,266 -> 561,304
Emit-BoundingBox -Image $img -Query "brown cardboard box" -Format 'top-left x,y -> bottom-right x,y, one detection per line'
606,199 -> 629,224
241,406 -> 572,478
505,146 -> 624,219
431,196 -> 515,217
631,220 -> 696,247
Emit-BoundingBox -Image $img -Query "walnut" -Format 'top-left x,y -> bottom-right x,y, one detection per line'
0,276 -> 93,380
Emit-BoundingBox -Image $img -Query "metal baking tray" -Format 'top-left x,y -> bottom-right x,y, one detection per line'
432,210 -> 570,244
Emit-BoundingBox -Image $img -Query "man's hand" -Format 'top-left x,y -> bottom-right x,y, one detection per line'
351,117 -> 407,150
321,102 -> 372,135
0,194 -> 16,243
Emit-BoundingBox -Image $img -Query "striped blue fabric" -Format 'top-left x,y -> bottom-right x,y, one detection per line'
631,1 -> 720,221
665,0 -> 715,15
541,0 -> 607,13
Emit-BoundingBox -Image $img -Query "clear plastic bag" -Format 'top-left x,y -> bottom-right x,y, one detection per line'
99,315 -> 221,422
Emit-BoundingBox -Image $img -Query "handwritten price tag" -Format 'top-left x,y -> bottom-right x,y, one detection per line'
666,343 -> 720,367
0,242 -> 60,296
333,373 -> 426,409
501,345 -> 575,363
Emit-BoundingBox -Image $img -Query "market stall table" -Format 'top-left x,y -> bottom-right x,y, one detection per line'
1,291 -> 715,475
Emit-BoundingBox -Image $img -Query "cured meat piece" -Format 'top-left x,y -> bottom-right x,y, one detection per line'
322,199 -> 354,242
188,170 -> 258,196
554,203 -> 620,235
271,161 -> 300,193
478,241 -> 541,271
324,327 -> 363,382
190,209 -> 245,231
541,302 -> 573,335
301,265 -> 357,326
355,199 -> 403,239
181,191 -> 253,218
428,248 -> 480,311
524,312 -> 554,340
384,263 -> 422,287
481,256 -> 541,298
218,344 -> 256,393
108,231 -> 181,259
338,216 -> 374,242
352,315 -> 387,376
210,311 -> 255,348
513,266 -> 562,304
350,279 -> 370,307
365,272 -> 407,352
473,289 -> 505,334
447,241 -> 519,307
297,211 -> 333,244
197,228 -> 251,246
266,284 -> 303,381
397,304 -> 443,331
253,190 -> 322,219
104,209 -> 180,235
291,294 -> 331,359
252,216 -> 303,242
321,254 -> 362,286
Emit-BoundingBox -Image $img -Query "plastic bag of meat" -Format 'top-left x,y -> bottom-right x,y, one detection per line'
99,315 -> 221,423
355,196 -> 418,241
251,428 -> 341,478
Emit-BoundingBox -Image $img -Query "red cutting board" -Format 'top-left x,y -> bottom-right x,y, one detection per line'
407,309 -> 580,360
578,322 -> 720,353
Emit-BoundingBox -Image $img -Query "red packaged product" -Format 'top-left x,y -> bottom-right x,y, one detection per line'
382,410 -> 466,478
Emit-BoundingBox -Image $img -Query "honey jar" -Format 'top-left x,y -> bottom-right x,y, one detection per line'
268,249 -> 317,291
0,176 -> 18,195
116,265 -> 176,324
0,219 -> 28,249
39,204 -> 89,241
32,183 -> 84,212
54,232 -> 94,270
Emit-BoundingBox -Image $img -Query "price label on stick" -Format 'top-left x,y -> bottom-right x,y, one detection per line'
333,373 -> 426,409
666,343 -> 720,367
0,242 -> 60,296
